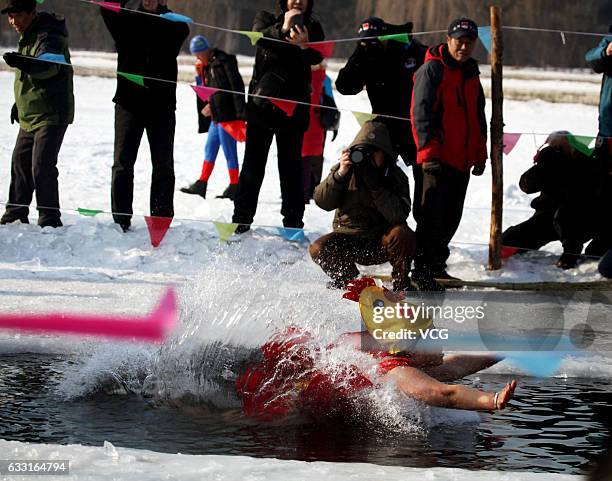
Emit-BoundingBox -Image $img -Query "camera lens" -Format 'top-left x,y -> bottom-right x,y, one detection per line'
350,150 -> 365,164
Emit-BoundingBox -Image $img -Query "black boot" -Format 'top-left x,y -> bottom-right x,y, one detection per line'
216,184 -> 238,200
0,215 -> 29,225
180,180 -> 207,199
556,252 -> 580,270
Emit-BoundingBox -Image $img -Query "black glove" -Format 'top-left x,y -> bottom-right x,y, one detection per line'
10,104 -> 18,125
472,163 -> 486,176
422,160 -> 442,176
355,159 -> 384,191
3,52 -> 48,75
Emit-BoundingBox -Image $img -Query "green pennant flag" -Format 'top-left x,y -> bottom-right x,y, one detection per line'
118,71 -> 145,87
378,33 -> 411,44
213,222 -> 239,242
77,208 -> 103,217
238,31 -> 264,46
568,134 -> 595,156
36,0 -> 44,3
353,112 -> 378,127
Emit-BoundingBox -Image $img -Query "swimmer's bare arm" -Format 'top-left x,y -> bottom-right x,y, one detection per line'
383,366 -> 516,411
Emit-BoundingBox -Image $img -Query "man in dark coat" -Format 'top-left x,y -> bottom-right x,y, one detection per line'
100,0 -> 189,231
1,0 -> 74,228
310,121 -> 415,291
502,132 -> 605,269
232,0 -> 324,233
411,18 -> 487,291
336,17 -> 427,167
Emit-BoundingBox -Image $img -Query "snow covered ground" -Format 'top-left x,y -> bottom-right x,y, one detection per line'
0,68 -> 608,480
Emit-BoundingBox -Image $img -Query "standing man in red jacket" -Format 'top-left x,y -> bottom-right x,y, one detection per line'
411,18 -> 487,291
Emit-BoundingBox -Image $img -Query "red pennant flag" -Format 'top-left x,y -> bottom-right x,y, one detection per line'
92,1 -> 121,13
145,216 -> 173,248
191,85 -> 219,102
501,246 -> 520,259
308,41 -> 335,58
502,133 -> 522,155
220,120 -> 247,143
270,98 -> 297,117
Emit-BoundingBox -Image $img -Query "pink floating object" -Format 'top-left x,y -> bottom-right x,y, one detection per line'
191,85 -> 219,102
0,288 -> 178,343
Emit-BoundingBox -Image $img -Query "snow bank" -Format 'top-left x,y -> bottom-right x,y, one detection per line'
0,440 -> 582,481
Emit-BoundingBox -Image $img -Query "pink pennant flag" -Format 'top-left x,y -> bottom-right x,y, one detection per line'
308,41 -> 335,58
503,133 -> 522,155
270,98 -> 297,117
92,1 -> 121,13
145,216 -> 173,248
191,85 -> 219,102
0,287 -> 177,343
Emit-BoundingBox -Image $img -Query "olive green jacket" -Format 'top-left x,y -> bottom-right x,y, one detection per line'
14,12 -> 74,132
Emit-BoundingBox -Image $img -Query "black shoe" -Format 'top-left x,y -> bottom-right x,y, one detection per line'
180,180 -> 207,199
434,271 -> 461,282
411,274 -> 446,292
39,219 -> 63,228
116,221 -> 130,233
556,252 -> 579,270
234,224 -> 251,235
1,215 -> 29,225
216,184 -> 238,201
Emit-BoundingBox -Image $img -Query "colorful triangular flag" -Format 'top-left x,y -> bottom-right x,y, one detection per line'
353,112 -> 377,127
160,12 -> 193,23
307,41 -> 335,58
568,134 -> 595,156
378,33 -> 411,44
118,71 -> 145,87
145,216 -> 173,248
37,53 -> 69,65
238,31 -> 264,46
478,26 -> 492,54
77,208 -> 103,217
503,133 -> 522,155
191,85 -> 219,102
36,0 -> 44,3
213,222 -> 238,242
277,227 -> 306,243
270,98 -> 297,117
92,1 -> 121,13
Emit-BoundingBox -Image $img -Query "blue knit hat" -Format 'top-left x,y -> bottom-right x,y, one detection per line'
189,35 -> 210,54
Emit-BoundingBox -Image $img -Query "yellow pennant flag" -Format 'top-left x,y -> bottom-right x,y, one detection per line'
213,222 -> 239,242
353,112 -> 378,127
238,31 -> 264,46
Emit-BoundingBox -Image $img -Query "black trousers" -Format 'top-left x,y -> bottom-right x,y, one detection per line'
233,122 -> 305,228
413,164 -> 470,277
502,209 -> 559,252
112,104 -> 176,226
2,125 -> 67,227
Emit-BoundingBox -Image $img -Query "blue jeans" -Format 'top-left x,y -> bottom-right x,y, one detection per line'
205,121 -> 238,170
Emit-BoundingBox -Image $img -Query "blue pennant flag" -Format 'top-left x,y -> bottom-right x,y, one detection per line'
38,52 -> 70,65
478,26 -> 492,54
160,12 -> 194,23
277,227 -> 306,243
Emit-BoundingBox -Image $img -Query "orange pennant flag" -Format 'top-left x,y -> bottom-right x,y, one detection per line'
145,216 -> 173,248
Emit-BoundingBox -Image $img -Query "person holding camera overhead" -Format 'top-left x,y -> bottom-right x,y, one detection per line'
309,121 -> 415,291
232,0 -> 325,234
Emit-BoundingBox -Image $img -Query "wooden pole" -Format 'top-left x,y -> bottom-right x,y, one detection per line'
488,6 -> 504,271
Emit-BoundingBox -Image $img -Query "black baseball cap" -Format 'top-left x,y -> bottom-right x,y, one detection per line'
1,0 -> 37,14
358,17 -> 388,38
448,17 -> 479,39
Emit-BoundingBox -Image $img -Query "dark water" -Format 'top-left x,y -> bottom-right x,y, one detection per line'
0,354 -> 610,475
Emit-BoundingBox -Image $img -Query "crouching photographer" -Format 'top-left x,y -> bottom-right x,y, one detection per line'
309,121 -> 415,291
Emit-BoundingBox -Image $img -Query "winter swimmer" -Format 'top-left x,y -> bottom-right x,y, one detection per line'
236,280 -> 517,420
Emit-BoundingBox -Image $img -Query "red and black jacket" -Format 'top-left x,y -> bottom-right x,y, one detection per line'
411,43 -> 488,172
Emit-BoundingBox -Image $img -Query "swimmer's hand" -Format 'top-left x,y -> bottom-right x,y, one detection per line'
493,380 -> 517,410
